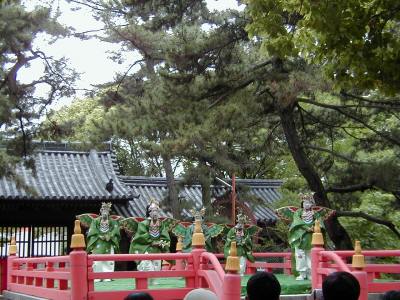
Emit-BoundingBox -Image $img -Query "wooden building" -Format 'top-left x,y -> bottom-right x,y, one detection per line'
0,142 -> 282,259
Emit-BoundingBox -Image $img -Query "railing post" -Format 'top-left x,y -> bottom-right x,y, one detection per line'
222,242 -> 241,300
311,220 -> 324,290
175,236 -> 184,271
191,219 -> 206,288
70,220 -> 88,300
352,241 -> 368,300
284,254 -> 292,275
7,236 -> 18,290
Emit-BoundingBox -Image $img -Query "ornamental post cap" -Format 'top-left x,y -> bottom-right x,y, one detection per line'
225,241 -> 240,272
311,219 -> 324,247
191,220 -> 205,247
70,220 -> 86,250
9,236 -> 17,256
352,240 -> 365,269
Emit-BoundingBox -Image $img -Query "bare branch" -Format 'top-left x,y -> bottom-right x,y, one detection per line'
326,183 -> 375,193
305,145 -> 366,164
298,98 -> 400,146
336,210 -> 400,238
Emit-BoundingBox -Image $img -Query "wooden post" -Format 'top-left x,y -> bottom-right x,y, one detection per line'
311,220 -> 324,290
7,236 -> 17,290
175,236 -> 184,270
222,242 -> 241,300
191,219 -> 206,288
352,241 -> 368,300
70,220 -> 88,300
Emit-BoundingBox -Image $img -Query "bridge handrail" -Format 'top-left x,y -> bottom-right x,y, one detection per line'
319,251 -> 352,272
200,252 -> 225,282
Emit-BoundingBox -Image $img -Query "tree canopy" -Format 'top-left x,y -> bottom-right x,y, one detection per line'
0,0 -> 77,188
17,0 -> 400,248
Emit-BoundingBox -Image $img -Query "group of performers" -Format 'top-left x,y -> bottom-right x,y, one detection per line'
77,193 -> 335,281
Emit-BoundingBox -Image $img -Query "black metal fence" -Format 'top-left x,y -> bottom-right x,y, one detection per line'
0,226 -> 69,258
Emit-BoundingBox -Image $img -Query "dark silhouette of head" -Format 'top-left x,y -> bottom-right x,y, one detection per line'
124,292 -> 153,300
382,290 -> 400,300
105,178 -> 113,193
322,271 -> 360,300
246,271 -> 281,300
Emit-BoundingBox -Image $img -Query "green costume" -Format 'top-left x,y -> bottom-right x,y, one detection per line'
129,219 -> 171,254
276,197 -> 335,280
223,226 -> 255,262
87,217 -> 121,254
173,222 -> 223,253
76,202 -> 122,281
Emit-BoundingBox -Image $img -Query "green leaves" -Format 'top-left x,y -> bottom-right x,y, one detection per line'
246,0 -> 400,94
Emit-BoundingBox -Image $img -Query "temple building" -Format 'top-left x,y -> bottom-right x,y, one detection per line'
0,142 -> 282,258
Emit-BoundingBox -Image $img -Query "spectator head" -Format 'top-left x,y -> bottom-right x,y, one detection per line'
183,288 -> 218,300
124,292 -> 153,300
382,290 -> 400,300
246,271 -> 281,300
322,271 -> 360,300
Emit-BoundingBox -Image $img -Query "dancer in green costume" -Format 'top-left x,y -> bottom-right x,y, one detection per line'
276,193 -> 335,280
224,213 -> 260,276
172,207 -> 224,252
77,202 -> 122,281
121,199 -> 176,271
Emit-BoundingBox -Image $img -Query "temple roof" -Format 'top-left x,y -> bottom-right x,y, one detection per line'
0,144 -> 132,201
114,176 -> 282,221
0,143 -> 282,221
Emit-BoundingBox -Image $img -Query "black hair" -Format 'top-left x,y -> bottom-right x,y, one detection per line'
246,271 -> 281,300
382,290 -> 400,300
124,292 -> 154,300
322,272 -> 360,300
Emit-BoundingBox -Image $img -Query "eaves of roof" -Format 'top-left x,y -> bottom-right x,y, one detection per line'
0,149 -> 133,202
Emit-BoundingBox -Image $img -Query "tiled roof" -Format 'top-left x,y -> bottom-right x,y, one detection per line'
0,148 -> 133,201
114,176 -> 282,221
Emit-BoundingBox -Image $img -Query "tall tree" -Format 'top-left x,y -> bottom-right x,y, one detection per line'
0,0 -> 77,189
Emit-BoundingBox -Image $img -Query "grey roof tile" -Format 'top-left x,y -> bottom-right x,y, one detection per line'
114,176 -> 283,221
0,149 -> 132,201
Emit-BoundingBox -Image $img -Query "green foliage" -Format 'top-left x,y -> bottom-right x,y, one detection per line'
245,0 -> 400,94
0,0 -> 77,186
340,192 -> 400,249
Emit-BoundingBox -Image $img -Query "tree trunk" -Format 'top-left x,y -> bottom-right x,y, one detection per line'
162,155 -> 180,218
199,168 -> 212,217
279,105 -> 353,249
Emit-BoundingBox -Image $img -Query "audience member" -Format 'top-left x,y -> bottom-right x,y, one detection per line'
246,271 -> 281,300
183,288 -> 218,300
124,292 -> 153,300
322,271 -> 360,300
382,290 -> 400,300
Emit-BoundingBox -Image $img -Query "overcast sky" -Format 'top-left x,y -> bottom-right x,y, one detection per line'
19,0 -> 243,108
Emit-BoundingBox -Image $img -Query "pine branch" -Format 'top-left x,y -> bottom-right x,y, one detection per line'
304,145 -> 366,164
326,183 -> 375,193
298,98 -> 400,146
336,210 -> 400,239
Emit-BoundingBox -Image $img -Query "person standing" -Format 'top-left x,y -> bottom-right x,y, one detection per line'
276,193 -> 335,280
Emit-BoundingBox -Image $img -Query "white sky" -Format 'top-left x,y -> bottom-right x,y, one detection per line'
19,0 -> 243,109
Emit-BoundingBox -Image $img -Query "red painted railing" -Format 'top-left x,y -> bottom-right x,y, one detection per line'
311,247 -> 400,300
5,248 -> 400,300
213,252 -> 292,275
7,255 -> 72,300
6,248 -> 241,300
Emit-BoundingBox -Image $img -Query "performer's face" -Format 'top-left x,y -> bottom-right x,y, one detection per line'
303,200 -> 313,210
149,208 -> 159,220
101,210 -> 108,219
